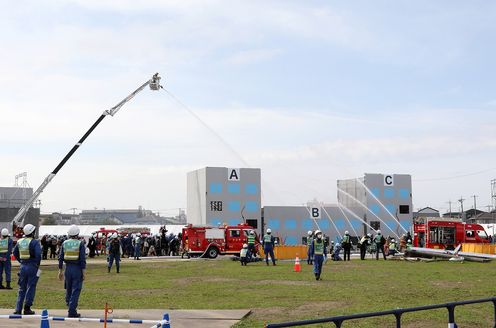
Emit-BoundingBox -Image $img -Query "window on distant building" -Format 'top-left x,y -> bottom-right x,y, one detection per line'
399,205 -> 410,214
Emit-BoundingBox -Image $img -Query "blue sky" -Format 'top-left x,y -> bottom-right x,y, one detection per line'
1,1 -> 495,215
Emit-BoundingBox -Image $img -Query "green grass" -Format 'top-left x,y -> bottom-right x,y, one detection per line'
1,258 -> 495,327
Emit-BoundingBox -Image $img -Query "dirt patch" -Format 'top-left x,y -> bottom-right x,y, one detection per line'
257,279 -> 316,286
172,277 -> 237,286
430,280 -> 467,289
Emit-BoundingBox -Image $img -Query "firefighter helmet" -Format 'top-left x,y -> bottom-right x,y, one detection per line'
243,243 -> 248,248
266,228 -> 271,234
250,230 -> 255,235
67,225 -> 80,237
23,224 -> 36,236
345,231 -> 349,235
1,228 -> 9,237
376,230 -> 381,234
307,230 -> 312,236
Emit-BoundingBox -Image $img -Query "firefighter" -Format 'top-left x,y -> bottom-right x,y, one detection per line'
306,230 -> 313,265
328,241 -> 335,258
359,233 -> 371,260
406,239 -> 413,250
310,230 -> 327,280
108,233 -> 122,273
374,230 -> 386,260
341,231 -> 351,261
13,224 -> 41,315
0,228 -> 13,289
263,228 -> 276,266
388,238 -> 398,256
247,230 -> 256,259
133,233 -> 141,260
240,244 -> 248,266
58,225 -> 86,318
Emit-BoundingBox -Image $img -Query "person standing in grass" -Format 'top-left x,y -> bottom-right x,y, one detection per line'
108,233 -> 122,273
341,231 -> 352,261
58,225 -> 86,318
247,230 -> 256,259
374,230 -> 387,260
0,228 -> 13,289
310,230 -> 327,280
263,228 -> 277,266
306,230 -> 314,265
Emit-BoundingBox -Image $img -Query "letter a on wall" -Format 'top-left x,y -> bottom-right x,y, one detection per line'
228,168 -> 240,181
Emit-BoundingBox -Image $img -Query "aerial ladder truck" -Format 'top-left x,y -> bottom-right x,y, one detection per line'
10,73 -> 162,238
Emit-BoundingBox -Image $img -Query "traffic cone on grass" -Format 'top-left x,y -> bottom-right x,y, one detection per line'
294,256 -> 301,272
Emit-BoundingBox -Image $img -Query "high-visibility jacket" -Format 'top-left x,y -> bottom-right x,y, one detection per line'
18,238 -> 33,260
307,237 -> 313,246
240,248 -> 248,257
342,235 -> 350,244
313,239 -> 324,255
374,235 -> 382,244
63,239 -> 81,260
0,239 -> 8,253
406,241 -> 413,249
389,242 -> 397,251
247,235 -> 255,244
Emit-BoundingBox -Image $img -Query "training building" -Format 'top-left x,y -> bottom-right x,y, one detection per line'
186,167 -> 262,230
0,186 -> 40,233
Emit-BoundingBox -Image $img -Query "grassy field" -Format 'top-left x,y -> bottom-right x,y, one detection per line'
0,258 -> 495,327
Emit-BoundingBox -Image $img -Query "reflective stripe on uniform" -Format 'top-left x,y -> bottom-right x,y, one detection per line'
314,240 -> 324,255
63,239 -> 81,260
247,235 -> 255,244
0,239 -> 8,253
263,235 -> 271,243
18,238 -> 32,260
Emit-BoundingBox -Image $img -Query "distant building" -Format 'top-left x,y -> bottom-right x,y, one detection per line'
187,167 -> 262,230
414,207 -> 440,218
467,211 -> 496,224
0,186 -> 39,232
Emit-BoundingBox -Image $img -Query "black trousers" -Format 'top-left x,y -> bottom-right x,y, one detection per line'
360,245 -> 367,260
376,244 -> 387,260
343,246 -> 351,261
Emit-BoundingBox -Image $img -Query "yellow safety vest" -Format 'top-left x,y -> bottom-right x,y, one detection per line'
63,239 -> 81,261
314,239 -> 324,255
18,238 -> 32,260
240,248 -> 248,257
0,239 -> 8,253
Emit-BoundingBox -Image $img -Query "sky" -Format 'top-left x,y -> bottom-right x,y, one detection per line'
1,1 -> 495,216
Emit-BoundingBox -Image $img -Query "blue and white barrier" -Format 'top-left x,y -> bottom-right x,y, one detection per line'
0,309 -> 170,327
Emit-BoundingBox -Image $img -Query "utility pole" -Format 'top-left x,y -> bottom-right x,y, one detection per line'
458,196 -> 465,220
471,195 -> 478,220
446,200 -> 452,218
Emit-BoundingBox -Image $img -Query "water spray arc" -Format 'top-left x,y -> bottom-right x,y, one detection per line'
338,204 -> 378,233
337,187 -> 401,239
319,204 -> 343,240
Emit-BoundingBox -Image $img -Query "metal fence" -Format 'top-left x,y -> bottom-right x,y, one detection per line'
265,297 -> 496,328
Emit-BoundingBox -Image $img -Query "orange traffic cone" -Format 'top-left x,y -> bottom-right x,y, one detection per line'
294,256 -> 301,272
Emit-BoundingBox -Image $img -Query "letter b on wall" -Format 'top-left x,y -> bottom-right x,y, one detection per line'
311,207 -> 321,219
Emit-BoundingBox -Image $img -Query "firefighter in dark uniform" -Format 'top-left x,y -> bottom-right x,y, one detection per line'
58,225 -> 86,318
306,230 -> 313,265
374,230 -> 387,260
359,233 -> 371,260
13,224 -> 41,315
341,231 -> 351,261
263,228 -> 276,266
247,230 -> 256,259
0,228 -> 13,289
108,233 -> 122,273
310,230 -> 327,280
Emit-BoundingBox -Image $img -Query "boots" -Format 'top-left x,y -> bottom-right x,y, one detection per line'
116,267 -> 120,274
24,306 -> 35,315
6,281 -> 12,290
107,266 -> 111,273
0,284 -> 4,289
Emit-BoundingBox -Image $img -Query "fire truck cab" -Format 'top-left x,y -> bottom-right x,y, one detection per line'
413,217 -> 489,250
182,223 -> 259,258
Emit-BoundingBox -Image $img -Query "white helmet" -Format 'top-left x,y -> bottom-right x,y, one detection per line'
266,228 -> 271,234
408,239 -> 412,242
113,233 -> 119,238
345,231 -> 349,235
391,239 -> 395,242
331,241 -> 335,244
367,233 -> 372,237
250,230 -> 255,235
23,224 -> 36,236
315,230 -> 322,235
307,230 -> 312,236
377,230 -> 381,234
242,243 -> 248,248
1,228 -> 9,237
67,225 -> 80,237
108,233 -> 114,239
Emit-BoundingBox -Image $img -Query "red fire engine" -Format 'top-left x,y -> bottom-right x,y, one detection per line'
413,217 -> 489,250
182,223 -> 260,258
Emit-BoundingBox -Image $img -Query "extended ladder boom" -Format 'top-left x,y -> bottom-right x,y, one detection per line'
12,73 -> 162,227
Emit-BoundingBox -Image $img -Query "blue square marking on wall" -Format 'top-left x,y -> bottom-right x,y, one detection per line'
285,236 -> 298,246
245,201 -> 258,212
335,218 -> 345,230
245,184 -> 257,195
319,220 -> 330,230
400,220 -> 411,230
228,201 -> 241,212
209,218 -> 222,226
285,219 -> 297,230
227,182 -> 240,194
384,220 -> 396,231
370,188 -> 380,198
369,204 -> 381,215
385,204 -> 396,215
267,219 -> 280,230
351,219 -> 362,229
302,218 -> 314,230
209,183 -> 222,193
228,218 -> 241,226
384,188 -> 395,198
400,189 -> 410,199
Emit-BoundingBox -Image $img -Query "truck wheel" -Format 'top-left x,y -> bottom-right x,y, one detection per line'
207,247 -> 219,259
